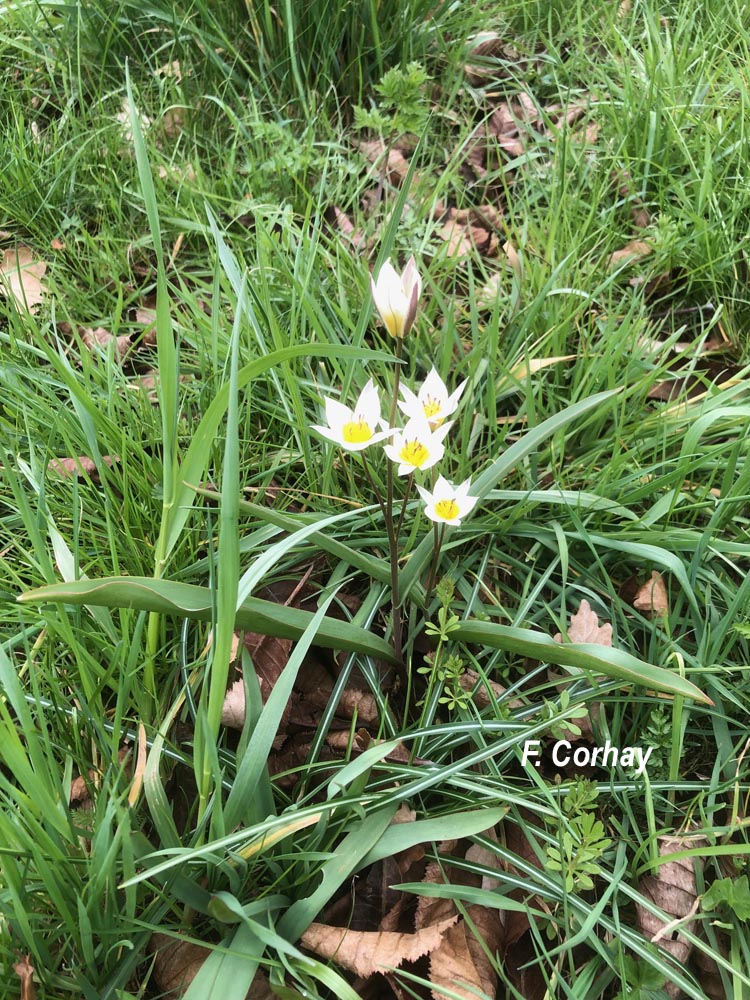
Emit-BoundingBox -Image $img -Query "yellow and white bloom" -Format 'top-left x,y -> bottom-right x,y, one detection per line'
370,256 -> 422,339
399,367 -> 468,428
383,414 -> 451,476
312,379 -> 391,452
418,475 -> 478,526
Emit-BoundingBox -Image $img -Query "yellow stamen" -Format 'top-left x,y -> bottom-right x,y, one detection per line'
342,420 -> 373,444
423,396 -> 442,420
434,498 -> 460,521
399,439 -> 429,467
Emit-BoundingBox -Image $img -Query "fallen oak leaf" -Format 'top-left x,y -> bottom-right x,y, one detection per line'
553,598 -> 612,645
552,598 -> 610,740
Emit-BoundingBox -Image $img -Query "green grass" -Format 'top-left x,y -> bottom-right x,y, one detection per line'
2,0 -> 750,997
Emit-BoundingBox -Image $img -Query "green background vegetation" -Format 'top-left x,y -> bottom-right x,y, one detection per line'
2,0 -> 750,996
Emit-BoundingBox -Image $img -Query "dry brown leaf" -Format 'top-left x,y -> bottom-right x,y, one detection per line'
301,916 -> 458,978
553,599 -> 612,645
463,32 -> 523,86
47,454 -> 120,478
692,935 -> 728,1000
81,326 -> 132,359
0,246 -> 47,311
552,600 -> 610,739
337,686 -> 379,725
13,954 -> 36,1000
608,239 -> 652,268
134,304 -> 157,330
502,240 -> 522,279
439,208 -> 499,259
633,571 -> 669,617
327,206 -> 366,251
221,678 -> 247,730
458,669 -> 524,711
156,59 -> 183,83
149,934 -> 276,999
635,835 -> 707,996
429,912 -> 500,1000
427,841 -> 504,999
359,138 -> 411,184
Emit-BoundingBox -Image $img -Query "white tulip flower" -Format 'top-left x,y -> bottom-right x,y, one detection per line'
383,414 -> 452,476
399,367 -> 468,428
312,379 -> 392,452
417,475 -> 478,526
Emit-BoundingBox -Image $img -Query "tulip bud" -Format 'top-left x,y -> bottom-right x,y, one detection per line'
370,255 -> 422,338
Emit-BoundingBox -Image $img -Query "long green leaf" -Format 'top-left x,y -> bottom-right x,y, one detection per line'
18,577 -> 397,663
223,591 -> 340,830
277,804 -> 398,942
472,389 -> 621,500
453,619 -> 711,703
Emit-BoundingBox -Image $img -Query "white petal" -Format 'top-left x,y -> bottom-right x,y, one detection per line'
420,368 -> 449,405
323,396 -> 352,430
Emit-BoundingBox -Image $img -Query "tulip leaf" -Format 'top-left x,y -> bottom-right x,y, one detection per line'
453,619 -> 711,704
18,577 -> 398,664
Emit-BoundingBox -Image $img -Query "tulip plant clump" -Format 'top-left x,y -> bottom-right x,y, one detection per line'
312,256 -> 478,669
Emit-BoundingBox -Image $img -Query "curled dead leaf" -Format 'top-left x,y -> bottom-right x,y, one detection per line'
47,454 -> 120,479
636,835 -> 707,996
13,954 -> 36,1000
0,246 -> 47,312
608,239 -> 652,268
633,571 -> 669,617
81,326 -> 132,359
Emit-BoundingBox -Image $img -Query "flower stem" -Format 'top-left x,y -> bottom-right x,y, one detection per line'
424,521 -> 446,609
386,341 -> 406,675
362,448 -> 406,682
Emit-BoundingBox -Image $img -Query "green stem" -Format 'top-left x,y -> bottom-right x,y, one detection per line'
395,472 -> 414,541
424,522 -> 446,609
386,340 -> 405,676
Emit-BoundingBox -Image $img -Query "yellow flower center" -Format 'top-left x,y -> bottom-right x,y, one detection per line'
423,396 -> 442,418
399,439 -> 429,467
342,420 -> 373,444
434,498 -> 460,521
382,310 -> 405,338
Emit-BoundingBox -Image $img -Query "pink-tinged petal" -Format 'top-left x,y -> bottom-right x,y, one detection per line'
370,256 -> 423,338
